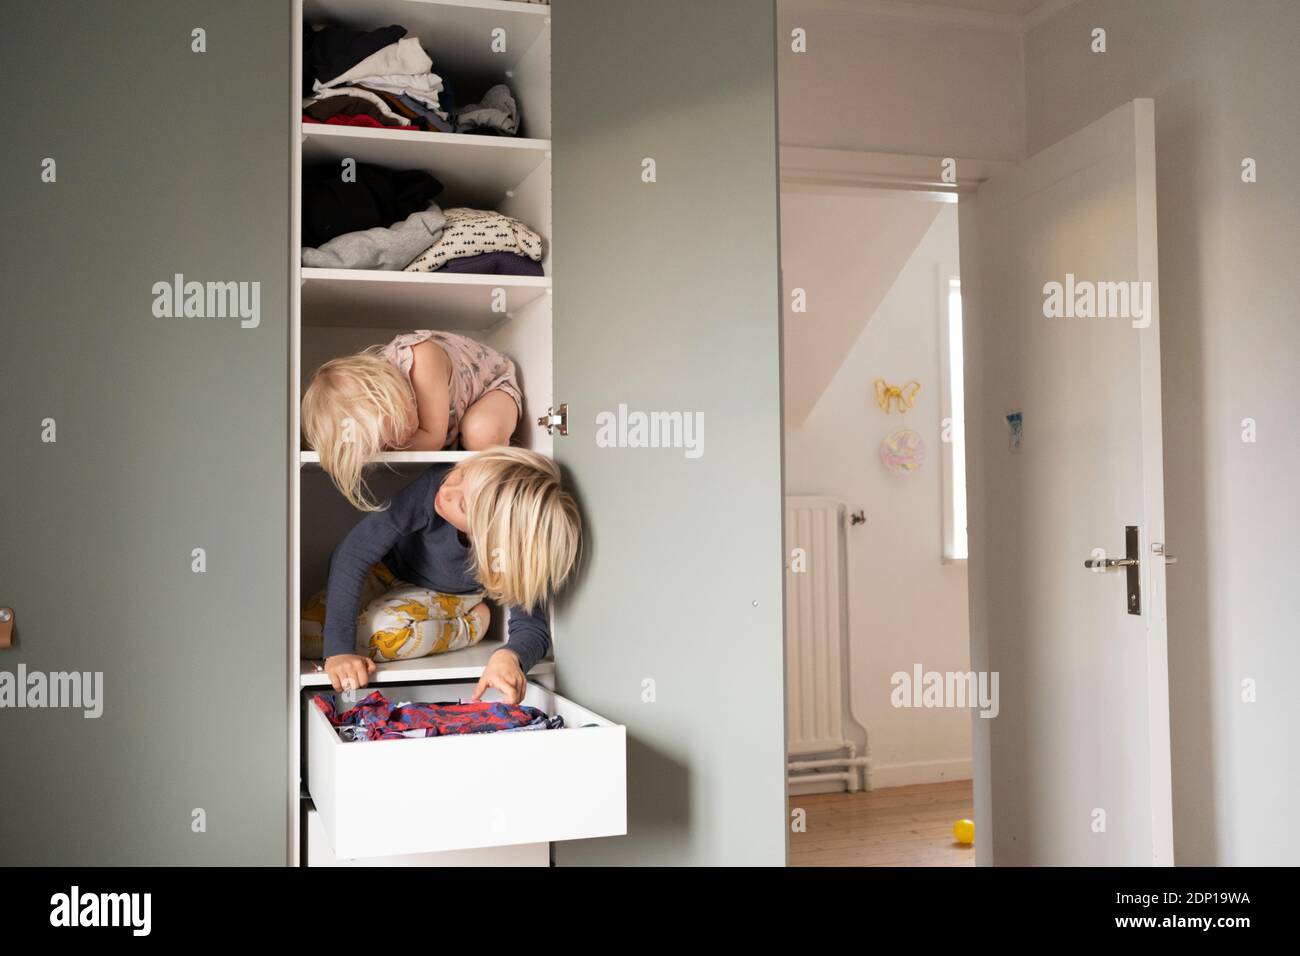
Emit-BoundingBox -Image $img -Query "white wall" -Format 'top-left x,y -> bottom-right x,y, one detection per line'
785,199 -> 972,786
782,188 -> 941,426
777,0 -> 1026,160
1023,0 -> 1300,867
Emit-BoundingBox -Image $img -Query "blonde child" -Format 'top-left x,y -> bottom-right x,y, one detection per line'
304,448 -> 581,704
302,330 -> 522,510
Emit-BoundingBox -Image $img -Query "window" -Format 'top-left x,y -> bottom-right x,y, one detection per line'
941,275 -> 968,561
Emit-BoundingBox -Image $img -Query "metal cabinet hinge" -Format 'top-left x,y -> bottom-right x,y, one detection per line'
537,403 -> 568,436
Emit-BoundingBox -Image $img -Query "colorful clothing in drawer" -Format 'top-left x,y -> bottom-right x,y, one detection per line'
314,691 -> 564,742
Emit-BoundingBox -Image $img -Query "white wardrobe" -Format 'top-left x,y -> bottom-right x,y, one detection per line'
291,0 -> 625,866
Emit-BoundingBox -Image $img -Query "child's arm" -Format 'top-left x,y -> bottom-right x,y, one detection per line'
405,340 -> 450,450
502,602 -> 550,673
321,515 -> 404,661
321,474 -> 435,661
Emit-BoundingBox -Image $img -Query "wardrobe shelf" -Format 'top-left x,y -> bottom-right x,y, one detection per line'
302,268 -> 550,329
300,639 -> 555,687
304,0 -> 550,84
300,450 -> 473,465
302,125 -> 551,208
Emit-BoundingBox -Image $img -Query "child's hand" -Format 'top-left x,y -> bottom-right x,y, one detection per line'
472,648 -> 527,705
325,653 -> 377,692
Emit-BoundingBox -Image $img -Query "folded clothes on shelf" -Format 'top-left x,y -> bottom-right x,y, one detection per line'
302,23 -> 405,93
303,86 -> 416,127
312,36 -> 436,97
314,690 -> 564,742
303,24 -> 526,138
302,114 -> 424,132
455,84 -> 519,136
439,251 -> 545,277
396,92 -> 455,133
404,208 -> 544,273
302,27 -> 463,134
302,205 -> 446,271
301,163 -> 443,249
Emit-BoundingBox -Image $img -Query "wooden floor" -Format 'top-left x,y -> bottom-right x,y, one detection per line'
788,780 -> 976,867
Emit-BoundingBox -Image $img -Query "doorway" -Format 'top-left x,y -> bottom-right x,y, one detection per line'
781,160 -> 979,866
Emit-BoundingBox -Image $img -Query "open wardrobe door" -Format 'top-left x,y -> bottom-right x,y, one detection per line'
549,0 -> 787,865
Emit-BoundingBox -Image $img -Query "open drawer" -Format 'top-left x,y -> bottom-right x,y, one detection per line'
305,681 -> 626,860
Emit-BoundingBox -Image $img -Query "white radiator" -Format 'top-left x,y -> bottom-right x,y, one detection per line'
785,496 -> 869,792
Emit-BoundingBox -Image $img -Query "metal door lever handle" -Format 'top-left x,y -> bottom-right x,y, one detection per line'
1088,526 -> 1143,614
1084,557 -> 1138,570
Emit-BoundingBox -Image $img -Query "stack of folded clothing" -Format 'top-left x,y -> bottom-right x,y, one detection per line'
403,208 -> 544,276
455,84 -> 519,136
302,24 -> 455,132
301,161 -> 449,271
302,24 -> 525,137
303,198 -> 546,276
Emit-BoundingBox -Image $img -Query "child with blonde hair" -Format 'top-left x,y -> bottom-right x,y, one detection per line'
301,330 -> 522,510
304,447 -> 581,704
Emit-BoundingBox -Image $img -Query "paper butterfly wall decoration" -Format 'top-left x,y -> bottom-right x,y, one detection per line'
873,379 -> 921,414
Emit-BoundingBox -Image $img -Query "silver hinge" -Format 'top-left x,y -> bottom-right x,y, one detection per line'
537,403 -> 568,436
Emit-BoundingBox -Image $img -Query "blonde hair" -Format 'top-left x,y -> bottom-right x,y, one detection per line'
456,447 -> 582,613
301,349 -> 416,511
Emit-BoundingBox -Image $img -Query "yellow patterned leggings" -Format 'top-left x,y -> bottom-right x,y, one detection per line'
301,562 -> 486,661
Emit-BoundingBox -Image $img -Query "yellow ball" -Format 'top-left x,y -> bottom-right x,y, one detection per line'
953,819 -> 975,845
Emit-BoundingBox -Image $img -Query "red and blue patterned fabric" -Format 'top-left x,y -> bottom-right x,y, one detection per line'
314,691 -> 563,741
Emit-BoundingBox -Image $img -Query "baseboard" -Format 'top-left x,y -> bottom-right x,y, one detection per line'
867,758 -> 971,790
788,777 -> 850,797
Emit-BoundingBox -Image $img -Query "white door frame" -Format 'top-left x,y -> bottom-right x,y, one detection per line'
780,146 -> 1037,865
780,145 -> 1009,198
778,143 -> 1006,826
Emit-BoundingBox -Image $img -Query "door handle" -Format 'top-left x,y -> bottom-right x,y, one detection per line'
0,607 -> 12,649
1084,526 -> 1142,615
1083,557 -> 1138,569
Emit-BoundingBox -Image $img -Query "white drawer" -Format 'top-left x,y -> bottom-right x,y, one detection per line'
305,681 -> 626,860
304,808 -> 549,867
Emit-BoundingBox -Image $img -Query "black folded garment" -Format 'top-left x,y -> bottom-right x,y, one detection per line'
301,163 -> 443,249
302,23 -> 405,91
439,251 -> 545,276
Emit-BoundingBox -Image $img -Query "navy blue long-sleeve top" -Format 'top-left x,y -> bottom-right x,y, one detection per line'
322,464 -> 550,670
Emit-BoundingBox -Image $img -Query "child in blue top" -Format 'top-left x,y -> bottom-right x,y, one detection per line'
312,448 -> 581,705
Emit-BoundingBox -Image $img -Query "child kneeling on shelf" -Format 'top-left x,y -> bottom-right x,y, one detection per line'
301,330 -> 522,510
301,448 -> 581,705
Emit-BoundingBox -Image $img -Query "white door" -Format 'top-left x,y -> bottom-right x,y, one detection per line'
960,99 -> 1173,864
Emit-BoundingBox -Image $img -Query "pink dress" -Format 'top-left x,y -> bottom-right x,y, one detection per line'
379,331 -> 522,447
